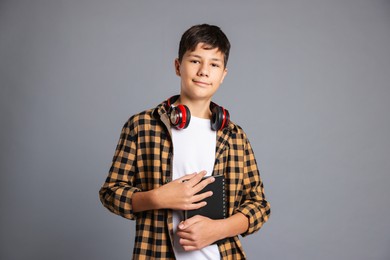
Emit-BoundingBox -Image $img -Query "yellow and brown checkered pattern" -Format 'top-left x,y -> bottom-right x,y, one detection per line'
99,99 -> 271,259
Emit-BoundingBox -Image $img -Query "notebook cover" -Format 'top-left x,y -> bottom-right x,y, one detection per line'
184,175 -> 226,220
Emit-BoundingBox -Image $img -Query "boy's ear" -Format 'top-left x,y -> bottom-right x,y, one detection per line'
220,68 -> 228,83
174,59 -> 181,76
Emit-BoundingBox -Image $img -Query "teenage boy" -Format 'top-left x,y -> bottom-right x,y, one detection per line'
99,24 -> 271,259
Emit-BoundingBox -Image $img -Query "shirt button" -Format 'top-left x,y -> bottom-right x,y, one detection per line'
165,178 -> 171,183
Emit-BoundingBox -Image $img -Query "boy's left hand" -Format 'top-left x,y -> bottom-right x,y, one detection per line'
176,215 -> 224,251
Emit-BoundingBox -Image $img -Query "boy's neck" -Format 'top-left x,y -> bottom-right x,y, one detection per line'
175,96 -> 212,119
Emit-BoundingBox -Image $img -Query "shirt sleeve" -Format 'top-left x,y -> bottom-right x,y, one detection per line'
99,120 -> 141,220
235,136 -> 271,236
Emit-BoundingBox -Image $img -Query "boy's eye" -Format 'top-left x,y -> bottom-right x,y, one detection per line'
211,63 -> 220,68
190,60 -> 200,64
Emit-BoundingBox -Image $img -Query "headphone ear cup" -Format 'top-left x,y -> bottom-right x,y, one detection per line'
211,105 -> 223,131
170,104 -> 191,129
211,106 -> 230,131
223,108 -> 230,129
183,105 -> 191,129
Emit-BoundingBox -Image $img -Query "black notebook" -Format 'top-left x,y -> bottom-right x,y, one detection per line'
184,174 -> 227,220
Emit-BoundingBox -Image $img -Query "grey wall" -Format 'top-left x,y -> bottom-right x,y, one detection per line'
1,0 -> 390,259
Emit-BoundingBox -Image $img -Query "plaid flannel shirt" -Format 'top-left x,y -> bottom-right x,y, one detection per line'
99,99 -> 271,259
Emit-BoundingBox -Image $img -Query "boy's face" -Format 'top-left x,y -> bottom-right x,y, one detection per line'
175,43 -> 227,103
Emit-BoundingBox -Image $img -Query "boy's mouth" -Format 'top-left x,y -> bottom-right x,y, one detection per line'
192,79 -> 211,86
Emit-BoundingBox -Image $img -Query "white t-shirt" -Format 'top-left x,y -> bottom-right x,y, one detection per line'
171,116 -> 220,260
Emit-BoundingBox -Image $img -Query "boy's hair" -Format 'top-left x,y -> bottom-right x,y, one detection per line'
178,24 -> 231,67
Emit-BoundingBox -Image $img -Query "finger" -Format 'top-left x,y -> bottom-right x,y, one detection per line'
185,171 -> 207,186
179,238 -> 197,249
179,215 -> 204,230
176,230 -> 193,240
191,190 -> 213,204
179,238 -> 202,251
193,175 -> 215,193
182,245 -> 198,251
183,200 -> 207,211
177,172 -> 197,183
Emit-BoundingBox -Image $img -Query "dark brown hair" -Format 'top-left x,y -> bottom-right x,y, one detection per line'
178,24 -> 231,67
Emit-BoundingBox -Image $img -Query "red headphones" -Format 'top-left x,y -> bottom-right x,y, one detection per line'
165,96 -> 230,131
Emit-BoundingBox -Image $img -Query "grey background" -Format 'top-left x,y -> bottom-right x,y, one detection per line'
1,0 -> 389,259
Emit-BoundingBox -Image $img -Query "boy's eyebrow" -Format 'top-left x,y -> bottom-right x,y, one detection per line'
188,54 -> 223,63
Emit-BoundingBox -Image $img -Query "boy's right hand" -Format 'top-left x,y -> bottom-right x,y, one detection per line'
153,171 -> 215,211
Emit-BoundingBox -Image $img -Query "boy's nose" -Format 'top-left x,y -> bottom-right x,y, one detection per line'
197,64 -> 209,77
